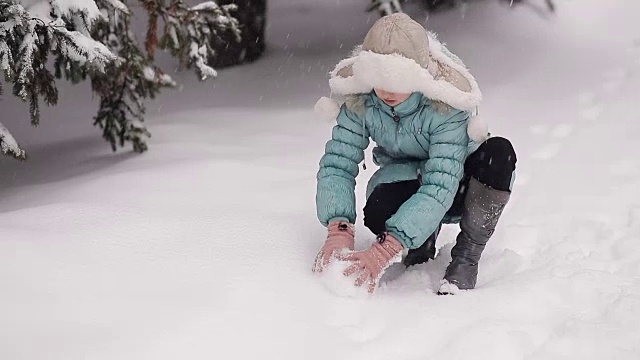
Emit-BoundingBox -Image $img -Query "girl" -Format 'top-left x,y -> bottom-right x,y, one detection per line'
312,13 -> 517,295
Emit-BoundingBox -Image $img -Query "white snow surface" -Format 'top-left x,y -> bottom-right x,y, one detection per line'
2,0 -> 640,359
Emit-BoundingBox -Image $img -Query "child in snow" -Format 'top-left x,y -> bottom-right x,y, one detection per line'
312,13 -> 517,295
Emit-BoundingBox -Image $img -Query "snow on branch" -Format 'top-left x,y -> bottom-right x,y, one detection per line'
0,121 -> 26,160
1,0 -> 121,158
100,0 -> 128,14
49,0 -> 102,21
52,24 -> 118,71
2,0 -> 242,157
152,0 -> 241,80
191,1 -> 220,11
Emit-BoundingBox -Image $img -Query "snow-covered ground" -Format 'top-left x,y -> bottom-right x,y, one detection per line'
2,0 -> 640,359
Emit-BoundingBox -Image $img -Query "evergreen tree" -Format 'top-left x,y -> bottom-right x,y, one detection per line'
1,0 -> 241,159
419,0 -> 555,12
209,0 -> 266,68
1,0 -> 116,159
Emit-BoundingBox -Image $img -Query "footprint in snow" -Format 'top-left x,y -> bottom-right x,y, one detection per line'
550,123 -> 574,138
528,123 -> 573,164
580,104 -> 604,122
602,68 -> 629,94
529,124 -> 549,136
609,159 -> 639,177
531,143 -> 561,160
578,91 -> 596,105
577,91 -> 603,122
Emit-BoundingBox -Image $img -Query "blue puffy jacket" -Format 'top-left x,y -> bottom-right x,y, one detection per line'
316,91 -> 477,249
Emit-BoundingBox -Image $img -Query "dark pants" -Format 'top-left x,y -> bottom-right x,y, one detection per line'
363,137 -> 517,266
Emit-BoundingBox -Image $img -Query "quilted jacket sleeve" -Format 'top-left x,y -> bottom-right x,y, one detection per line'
386,109 -> 469,249
316,105 -> 370,226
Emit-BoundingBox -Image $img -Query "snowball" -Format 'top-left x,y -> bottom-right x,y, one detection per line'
316,256 -> 370,299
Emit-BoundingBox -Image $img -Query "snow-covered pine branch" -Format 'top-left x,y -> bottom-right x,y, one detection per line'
1,0 -> 244,159
155,0 -> 241,80
89,0 -> 174,153
101,0 -> 128,14
0,120 -> 25,159
1,0 -> 119,158
52,25 -> 116,71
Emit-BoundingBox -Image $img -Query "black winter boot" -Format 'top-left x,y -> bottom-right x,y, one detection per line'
438,177 -> 510,294
403,225 -> 440,267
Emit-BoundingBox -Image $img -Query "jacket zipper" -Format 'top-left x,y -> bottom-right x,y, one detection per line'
391,106 -> 401,153
390,107 -> 400,122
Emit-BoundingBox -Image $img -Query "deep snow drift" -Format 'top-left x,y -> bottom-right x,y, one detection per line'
1,0 -> 639,359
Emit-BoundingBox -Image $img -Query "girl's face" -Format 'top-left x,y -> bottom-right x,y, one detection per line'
373,88 -> 411,107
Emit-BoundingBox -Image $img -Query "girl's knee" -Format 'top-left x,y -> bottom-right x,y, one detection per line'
466,137 -> 517,192
363,180 -> 420,234
482,137 -> 517,165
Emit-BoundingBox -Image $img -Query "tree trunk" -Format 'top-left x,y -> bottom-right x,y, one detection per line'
209,0 -> 267,68
420,0 -> 459,12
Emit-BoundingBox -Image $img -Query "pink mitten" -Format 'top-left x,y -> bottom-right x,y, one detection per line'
341,233 -> 404,293
312,222 -> 355,273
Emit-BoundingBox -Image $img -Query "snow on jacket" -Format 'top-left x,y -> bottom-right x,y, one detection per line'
315,13 -> 485,249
